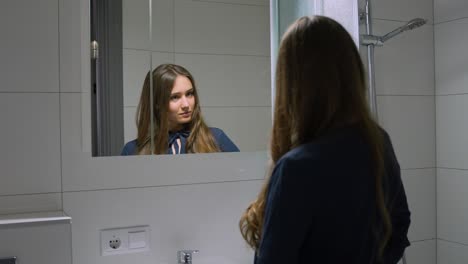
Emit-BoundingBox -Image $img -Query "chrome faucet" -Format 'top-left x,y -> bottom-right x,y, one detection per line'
177,250 -> 199,264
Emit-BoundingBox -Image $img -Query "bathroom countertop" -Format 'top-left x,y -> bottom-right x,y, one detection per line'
0,211 -> 71,226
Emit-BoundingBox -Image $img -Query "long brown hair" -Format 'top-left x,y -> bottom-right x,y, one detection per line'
239,16 -> 392,259
135,64 -> 219,154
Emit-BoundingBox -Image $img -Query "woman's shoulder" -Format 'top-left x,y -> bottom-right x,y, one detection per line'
121,139 -> 138,155
278,124 -> 366,165
208,127 -> 240,152
208,127 -> 231,140
277,145 -> 322,171
208,127 -> 224,135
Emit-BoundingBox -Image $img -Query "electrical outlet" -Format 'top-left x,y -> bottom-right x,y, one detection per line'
109,238 -> 121,249
101,229 -> 128,255
100,226 -> 150,256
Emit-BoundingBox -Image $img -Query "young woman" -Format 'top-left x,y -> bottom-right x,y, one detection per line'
121,64 -> 239,155
239,16 -> 410,264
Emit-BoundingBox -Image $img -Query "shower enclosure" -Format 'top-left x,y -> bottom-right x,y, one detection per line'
360,0 -> 426,120
359,0 -> 427,263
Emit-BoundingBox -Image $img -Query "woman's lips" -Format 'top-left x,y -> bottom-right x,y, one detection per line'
180,112 -> 191,118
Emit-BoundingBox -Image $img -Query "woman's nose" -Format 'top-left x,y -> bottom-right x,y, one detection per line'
181,97 -> 189,108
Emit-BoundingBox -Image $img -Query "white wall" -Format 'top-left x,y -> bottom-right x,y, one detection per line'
0,0 -> 440,263
434,0 -> 468,262
122,0 -> 271,152
0,221 -> 72,264
359,0 -> 436,263
0,212 -> 72,264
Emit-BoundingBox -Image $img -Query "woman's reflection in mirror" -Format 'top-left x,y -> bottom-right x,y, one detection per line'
121,64 -> 239,155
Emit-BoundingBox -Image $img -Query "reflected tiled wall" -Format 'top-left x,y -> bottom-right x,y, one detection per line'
122,0 -> 271,152
435,1 -> 468,262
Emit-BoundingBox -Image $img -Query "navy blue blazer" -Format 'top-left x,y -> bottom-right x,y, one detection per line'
254,124 -> 411,264
120,127 -> 239,155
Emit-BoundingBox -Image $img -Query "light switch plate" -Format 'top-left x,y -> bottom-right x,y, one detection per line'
129,230 -> 147,249
100,225 -> 150,256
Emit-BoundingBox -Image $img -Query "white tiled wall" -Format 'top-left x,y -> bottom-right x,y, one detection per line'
434,0 -> 468,24
0,1 -> 69,262
0,94 -> 62,195
434,1 -> 468,262
437,169 -> 468,245
60,0 -> 82,93
399,240 -> 437,264
438,240 -> 468,264
402,169 -> 436,242
436,168 -> 468,263
359,0 -> 436,263
64,180 -> 262,264
436,95 -> 468,169
122,0 -> 271,150
151,0 -> 174,52
174,0 -> 269,56
372,20 -> 435,96
174,54 -> 271,107
202,106 -> 271,151
0,193 -> 62,215
434,19 -> 468,95
361,0 -> 434,23
194,0 -> 268,6
0,0 -> 59,93
0,0 -> 444,264
0,221 -> 72,264
122,0 -> 150,50
412,240 -> 438,264
377,96 -> 435,169
122,49 -> 151,107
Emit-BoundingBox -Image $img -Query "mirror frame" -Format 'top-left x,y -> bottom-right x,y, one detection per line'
65,0 -> 272,193
84,0 -> 275,157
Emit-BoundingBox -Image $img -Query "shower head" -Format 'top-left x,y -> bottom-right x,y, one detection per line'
380,18 -> 427,43
404,18 -> 427,30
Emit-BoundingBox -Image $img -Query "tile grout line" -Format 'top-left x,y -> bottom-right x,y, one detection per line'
0,91 -> 64,94
57,0 -> 65,213
60,178 -> 265,194
0,192 -> 62,198
438,167 -> 468,171
0,178 -> 266,197
434,16 -> 468,25
191,0 -> 266,7
122,48 -> 270,58
432,0 -> 438,261
438,238 -> 468,247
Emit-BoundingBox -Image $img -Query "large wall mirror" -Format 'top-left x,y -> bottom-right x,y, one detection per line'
90,0 -> 271,157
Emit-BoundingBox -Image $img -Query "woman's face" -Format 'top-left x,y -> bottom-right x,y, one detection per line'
167,75 -> 196,131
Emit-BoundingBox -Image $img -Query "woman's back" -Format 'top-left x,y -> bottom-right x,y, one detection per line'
255,124 -> 410,264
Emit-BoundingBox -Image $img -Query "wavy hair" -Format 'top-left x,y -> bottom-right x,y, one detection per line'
135,64 -> 219,154
239,16 -> 392,260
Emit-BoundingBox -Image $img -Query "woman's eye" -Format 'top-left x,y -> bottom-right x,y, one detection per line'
170,95 -> 179,101
187,91 -> 194,97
